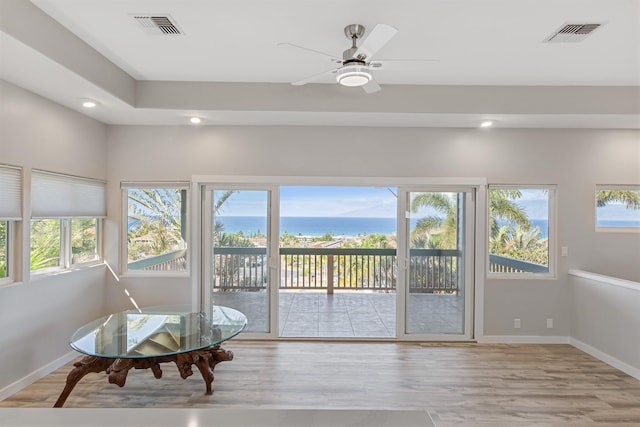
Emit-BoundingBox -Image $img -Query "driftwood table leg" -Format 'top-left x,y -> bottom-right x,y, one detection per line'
191,351 -> 215,395
106,359 -> 137,388
54,346 -> 237,407
209,345 -> 234,369
198,346 -> 233,394
53,356 -> 113,408
173,346 -> 234,395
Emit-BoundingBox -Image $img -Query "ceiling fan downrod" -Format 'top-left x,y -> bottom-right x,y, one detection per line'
343,24 -> 366,62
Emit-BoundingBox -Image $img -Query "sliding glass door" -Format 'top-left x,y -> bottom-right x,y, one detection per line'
398,188 -> 475,340
278,186 -> 397,338
200,181 -> 477,341
202,186 -> 278,334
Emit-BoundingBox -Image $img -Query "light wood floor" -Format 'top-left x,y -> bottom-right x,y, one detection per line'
2,341 -> 640,426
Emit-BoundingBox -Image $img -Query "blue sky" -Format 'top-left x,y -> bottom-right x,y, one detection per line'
214,187 -> 640,221
215,186 -> 397,217
281,186 -> 397,217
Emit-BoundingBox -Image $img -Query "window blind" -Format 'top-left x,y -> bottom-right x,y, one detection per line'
0,164 -> 22,220
31,170 -> 106,218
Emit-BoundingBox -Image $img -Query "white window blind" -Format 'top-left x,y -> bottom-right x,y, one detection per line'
0,164 -> 22,220
31,170 -> 106,218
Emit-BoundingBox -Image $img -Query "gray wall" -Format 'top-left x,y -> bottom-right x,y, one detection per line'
570,272 -> 640,375
0,80 -> 108,390
105,125 -> 640,338
1,77 -> 639,394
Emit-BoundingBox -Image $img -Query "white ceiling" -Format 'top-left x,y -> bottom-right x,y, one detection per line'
1,0 -> 639,128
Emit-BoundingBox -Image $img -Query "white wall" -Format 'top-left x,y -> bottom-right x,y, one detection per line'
105,125 -> 640,338
569,271 -> 640,379
0,80 -> 108,393
1,77 -> 639,394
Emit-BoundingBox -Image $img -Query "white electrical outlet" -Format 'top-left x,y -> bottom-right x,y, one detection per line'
561,247 -> 568,257
514,318 -> 521,329
547,318 -> 553,329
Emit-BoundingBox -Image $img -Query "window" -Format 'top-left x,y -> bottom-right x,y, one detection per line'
71,218 -> 99,263
30,170 -> 105,272
596,185 -> 640,232
488,186 -> 555,276
30,219 -> 61,270
123,183 -> 189,273
0,164 -> 22,284
0,221 -> 9,280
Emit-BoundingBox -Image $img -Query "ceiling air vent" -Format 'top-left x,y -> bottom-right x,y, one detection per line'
545,23 -> 602,43
132,15 -> 183,35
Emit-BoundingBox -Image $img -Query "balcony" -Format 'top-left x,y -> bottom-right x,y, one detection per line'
213,247 -> 461,294
131,247 -> 545,337
127,249 -> 187,271
129,247 -> 548,286
213,247 -> 464,336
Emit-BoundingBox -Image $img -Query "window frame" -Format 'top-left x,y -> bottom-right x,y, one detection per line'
29,218 -> 62,273
70,217 -> 101,265
121,182 -> 190,277
29,217 -> 104,275
595,185 -> 640,233
29,170 -> 105,277
0,164 -> 23,286
0,220 -> 19,286
487,184 -> 557,279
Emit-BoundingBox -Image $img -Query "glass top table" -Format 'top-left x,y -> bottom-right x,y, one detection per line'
70,305 -> 247,359
54,305 -> 246,407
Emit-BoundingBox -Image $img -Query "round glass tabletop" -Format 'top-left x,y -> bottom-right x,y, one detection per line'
70,305 -> 247,359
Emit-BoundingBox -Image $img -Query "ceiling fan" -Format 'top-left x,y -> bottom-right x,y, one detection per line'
279,23 -> 437,94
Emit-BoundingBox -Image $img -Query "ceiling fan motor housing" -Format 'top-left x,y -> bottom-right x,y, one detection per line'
343,47 -> 359,61
344,24 -> 365,40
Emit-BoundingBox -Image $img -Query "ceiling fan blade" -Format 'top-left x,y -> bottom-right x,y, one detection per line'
362,79 -> 381,94
353,24 -> 398,60
369,59 -> 439,71
278,42 -> 342,63
291,68 -> 339,86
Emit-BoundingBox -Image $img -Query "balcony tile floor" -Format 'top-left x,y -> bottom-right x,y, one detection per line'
212,291 -> 464,338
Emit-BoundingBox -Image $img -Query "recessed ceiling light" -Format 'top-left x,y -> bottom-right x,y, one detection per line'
190,117 -> 201,124
480,120 -> 494,128
81,100 -> 97,108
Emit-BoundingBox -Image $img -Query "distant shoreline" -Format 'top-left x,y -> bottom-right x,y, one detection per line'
216,216 -> 638,238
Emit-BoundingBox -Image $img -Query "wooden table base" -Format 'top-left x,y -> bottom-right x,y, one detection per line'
53,345 -> 233,408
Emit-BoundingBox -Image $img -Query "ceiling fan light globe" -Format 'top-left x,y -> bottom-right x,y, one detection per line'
336,66 -> 372,87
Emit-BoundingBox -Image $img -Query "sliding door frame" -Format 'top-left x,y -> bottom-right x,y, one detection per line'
191,175 -> 487,341
396,186 -> 478,341
199,182 -> 280,339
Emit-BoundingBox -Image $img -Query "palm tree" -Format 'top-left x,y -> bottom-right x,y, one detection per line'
30,219 -> 61,269
490,224 -> 548,266
410,192 -> 458,249
596,190 -> 640,209
212,190 -> 236,240
128,189 -> 184,232
410,190 -> 533,252
488,189 -> 531,238
128,188 -> 241,259
128,189 -> 186,261
410,190 -> 531,249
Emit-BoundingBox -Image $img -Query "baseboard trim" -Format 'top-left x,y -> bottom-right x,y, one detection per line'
570,338 -> 640,381
0,351 -> 77,401
2,338 -> 638,400
478,335 -> 570,344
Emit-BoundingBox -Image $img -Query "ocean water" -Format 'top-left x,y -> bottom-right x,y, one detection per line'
216,216 -> 639,238
217,216 -> 398,237
597,220 -> 640,228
